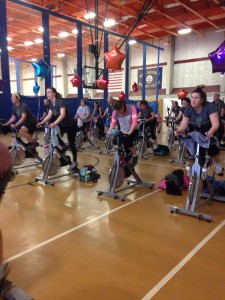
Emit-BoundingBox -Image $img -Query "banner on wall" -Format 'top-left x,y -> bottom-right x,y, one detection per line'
138,67 -> 162,90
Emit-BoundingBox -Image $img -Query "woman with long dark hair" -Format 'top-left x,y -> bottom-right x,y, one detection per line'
37,87 -> 79,173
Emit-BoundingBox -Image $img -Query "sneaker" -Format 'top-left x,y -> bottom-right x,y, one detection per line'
130,155 -> 138,167
67,162 -> 79,173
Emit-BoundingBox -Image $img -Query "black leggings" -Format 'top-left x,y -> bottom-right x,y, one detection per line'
140,121 -> 157,140
62,123 -> 78,162
122,129 -> 139,155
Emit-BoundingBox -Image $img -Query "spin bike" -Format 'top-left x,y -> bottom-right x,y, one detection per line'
35,124 -> 75,186
169,133 -> 225,222
97,130 -> 154,200
9,127 -> 43,173
99,116 -> 115,155
137,118 -> 154,159
75,119 -> 98,151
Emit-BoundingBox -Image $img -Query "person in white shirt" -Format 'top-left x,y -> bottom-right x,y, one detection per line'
74,98 -> 92,141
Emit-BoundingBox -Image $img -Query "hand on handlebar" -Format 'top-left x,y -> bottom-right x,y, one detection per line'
205,131 -> 213,138
11,124 -> 17,129
175,130 -> 182,137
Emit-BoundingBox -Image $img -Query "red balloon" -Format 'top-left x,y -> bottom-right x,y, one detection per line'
104,46 -> 126,72
132,82 -> 138,92
177,88 -> 188,99
70,75 -> 82,87
118,91 -> 126,101
96,76 -> 108,89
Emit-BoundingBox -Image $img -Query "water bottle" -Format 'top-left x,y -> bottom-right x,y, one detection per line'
201,165 -> 207,180
43,144 -> 50,157
186,162 -> 191,177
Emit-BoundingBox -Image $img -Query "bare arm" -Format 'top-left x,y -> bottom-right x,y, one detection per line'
50,107 -> 66,127
176,116 -> 189,136
4,115 -> 16,126
13,112 -> 27,127
206,112 -> 219,138
38,110 -> 53,126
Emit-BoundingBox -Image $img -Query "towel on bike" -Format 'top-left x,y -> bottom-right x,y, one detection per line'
179,132 -> 219,155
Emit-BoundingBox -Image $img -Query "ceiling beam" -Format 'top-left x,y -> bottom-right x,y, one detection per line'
174,0 -> 221,30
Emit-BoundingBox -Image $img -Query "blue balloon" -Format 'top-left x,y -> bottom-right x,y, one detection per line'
32,59 -> 50,79
208,40 -> 225,73
33,82 -> 40,94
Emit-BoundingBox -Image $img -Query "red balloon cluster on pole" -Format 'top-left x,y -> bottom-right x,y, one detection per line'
96,76 -> 108,89
118,91 -> 126,101
132,82 -> 138,92
70,75 -> 82,87
104,45 -> 126,72
177,88 -> 188,99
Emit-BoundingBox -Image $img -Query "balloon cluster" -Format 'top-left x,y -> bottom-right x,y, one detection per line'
118,91 -> 126,101
208,40 -> 225,74
33,82 -> 40,94
70,75 -> 82,87
104,46 -> 126,72
177,88 -> 188,100
96,76 -> 108,89
132,82 -> 138,92
32,59 -> 51,79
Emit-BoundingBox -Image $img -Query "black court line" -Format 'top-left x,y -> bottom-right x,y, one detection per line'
6,181 -> 36,190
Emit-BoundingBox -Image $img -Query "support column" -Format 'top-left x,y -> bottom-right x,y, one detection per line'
42,11 -> 52,90
0,0 -> 11,119
142,44 -> 147,100
103,31 -> 109,102
62,57 -> 68,98
125,41 -> 130,101
165,35 -> 175,95
77,23 -> 83,100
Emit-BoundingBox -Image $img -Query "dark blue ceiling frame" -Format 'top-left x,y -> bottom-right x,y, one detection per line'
5,0 -> 164,106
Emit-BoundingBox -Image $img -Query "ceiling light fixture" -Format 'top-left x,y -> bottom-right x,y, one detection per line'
71,29 -> 78,35
57,53 -> 65,58
58,31 -> 69,38
34,38 -> 43,44
31,58 -> 37,62
128,39 -> 136,45
103,19 -> 116,28
24,41 -> 34,46
178,28 -> 192,35
38,26 -> 44,32
7,37 -> 12,41
84,12 -> 96,20
7,46 -> 14,51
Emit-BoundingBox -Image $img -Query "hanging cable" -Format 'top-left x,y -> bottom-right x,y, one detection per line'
84,0 -> 94,45
117,0 -> 158,49
98,0 -> 109,59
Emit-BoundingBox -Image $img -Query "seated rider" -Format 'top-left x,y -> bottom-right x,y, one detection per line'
138,100 -> 158,150
3,93 -> 38,150
108,99 -> 139,166
176,85 -> 223,176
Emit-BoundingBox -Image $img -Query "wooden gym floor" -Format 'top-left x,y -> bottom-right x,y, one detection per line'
0,124 -> 225,300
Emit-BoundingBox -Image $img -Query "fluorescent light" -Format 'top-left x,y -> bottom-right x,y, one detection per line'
178,28 -> 192,35
24,41 -> 34,46
34,38 -> 43,44
128,39 -> 136,45
31,58 -> 37,62
7,37 -> 12,41
7,46 -> 14,51
38,26 -> 44,32
57,53 -> 65,57
84,12 -> 96,20
58,31 -> 69,38
71,28 -> 78,35
104,19 -> 116,27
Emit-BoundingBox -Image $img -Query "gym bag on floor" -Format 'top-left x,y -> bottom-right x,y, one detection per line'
79,164 -> 100,183
154,144 -> 170,156
165,169 -> 184,195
